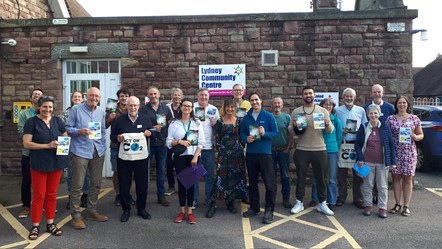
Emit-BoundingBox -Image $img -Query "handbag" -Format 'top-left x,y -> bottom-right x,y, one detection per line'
171,133 -> 187,157
338,141 -> 356,168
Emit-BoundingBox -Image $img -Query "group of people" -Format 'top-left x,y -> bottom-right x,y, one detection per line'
17,83 -> 423,239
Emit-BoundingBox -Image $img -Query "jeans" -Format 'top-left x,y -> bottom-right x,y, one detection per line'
194,149 -> 215,205
21,155 -> 32,208
148,146 -> 167,199
311,152 -> 338,205
361,162 -> 389,209
271,150 -> 291,200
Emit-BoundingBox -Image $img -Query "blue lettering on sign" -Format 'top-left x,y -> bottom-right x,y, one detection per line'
201,82 -> 222,88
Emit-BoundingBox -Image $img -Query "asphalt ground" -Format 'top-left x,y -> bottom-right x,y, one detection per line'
1,169 -> 442,249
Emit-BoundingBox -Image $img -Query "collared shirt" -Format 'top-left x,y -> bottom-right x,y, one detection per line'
193,102 -> 220,150
66,102 -> 107,159
335,104 -> 368,142
18,107 -> 36,156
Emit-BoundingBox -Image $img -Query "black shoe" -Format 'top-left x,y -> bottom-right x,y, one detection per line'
262,210 -> 273,224
66,196 -> 70,210
353,201 -> 365,209
227,201 -> 237,214
242,209 -> 260,218
336,199 -> 345,207
137,210 -> 152,220
283,199 -> 292,209
114,195 -> 121,206
206,202 -> 216,218
80,194 -> 88,208
120,211 -> 130,222
309,200 -> 318,207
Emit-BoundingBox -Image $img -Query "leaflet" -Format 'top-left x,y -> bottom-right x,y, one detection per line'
56,136 -> 71,155
88,122 -> 102,139
313,113 -> 325,129
399,127 -> 411,144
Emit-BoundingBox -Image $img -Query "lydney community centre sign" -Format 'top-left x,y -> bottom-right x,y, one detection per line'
199,64 -> 246,96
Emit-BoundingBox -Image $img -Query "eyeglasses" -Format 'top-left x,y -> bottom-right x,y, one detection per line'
233,89 -> 243,92
40,96 -> 55,101
182,104 -> 192,108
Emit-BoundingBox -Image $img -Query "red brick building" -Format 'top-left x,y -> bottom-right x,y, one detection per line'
0,0 -> 418,175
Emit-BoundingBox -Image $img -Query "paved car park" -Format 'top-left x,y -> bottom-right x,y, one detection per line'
1,170 -> 442,249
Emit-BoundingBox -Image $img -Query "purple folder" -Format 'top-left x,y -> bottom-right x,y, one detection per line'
176,163 -> 207,190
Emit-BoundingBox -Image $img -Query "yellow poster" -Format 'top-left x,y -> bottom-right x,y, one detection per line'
13,102 -> 32,124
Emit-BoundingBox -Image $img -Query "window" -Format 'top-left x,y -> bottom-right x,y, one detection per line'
66,60 -> 120,74
261,50 -> 278,66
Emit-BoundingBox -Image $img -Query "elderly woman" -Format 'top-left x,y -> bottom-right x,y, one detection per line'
355,104 -> 396,218
23,96 -> 69,240
110,96 -> 154,222
386,96 -> 423,217
166,98 -> 205,224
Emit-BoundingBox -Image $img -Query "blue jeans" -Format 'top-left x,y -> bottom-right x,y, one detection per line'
148,146 -> 167,199
110,148 -> 118,172
194,149 -> 215,205
311,152 -> 338,205
271,150 -> 291,200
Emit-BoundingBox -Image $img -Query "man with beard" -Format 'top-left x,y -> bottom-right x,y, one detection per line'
17,88 -> 44,218
335,88 -> 368,209
289,86 -> 335,216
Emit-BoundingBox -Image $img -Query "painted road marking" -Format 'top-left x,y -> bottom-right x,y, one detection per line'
0,188 -> 112,249
242,204 -> 361,249
426,188 -> 442,198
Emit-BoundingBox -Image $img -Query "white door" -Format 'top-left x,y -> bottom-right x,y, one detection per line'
63,60 -> 121,177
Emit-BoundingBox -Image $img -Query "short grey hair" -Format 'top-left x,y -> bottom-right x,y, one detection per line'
367,104 -> 381,114
342,88 -> 356,98
170,87 -> 183,96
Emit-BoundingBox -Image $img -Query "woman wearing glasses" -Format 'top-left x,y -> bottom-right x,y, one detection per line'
23,96 -> 69,240
166,99 -> 205,224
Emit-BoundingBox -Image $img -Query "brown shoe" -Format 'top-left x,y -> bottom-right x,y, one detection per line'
86,212 -> 108,222
327,204 -> 337,211
70,218 -> 86,229
18,207 -> 30,219
157,197 -> 170,207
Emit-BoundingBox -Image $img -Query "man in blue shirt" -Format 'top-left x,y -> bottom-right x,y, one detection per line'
66,87 -> 108,230
241,91 -> 279,224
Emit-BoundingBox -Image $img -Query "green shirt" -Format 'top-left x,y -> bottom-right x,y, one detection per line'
17,107 -> 36,156
271,112 -> 292,147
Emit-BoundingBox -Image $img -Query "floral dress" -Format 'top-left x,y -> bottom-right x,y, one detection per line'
386,114 -> 421,176
209,118 -> 248,203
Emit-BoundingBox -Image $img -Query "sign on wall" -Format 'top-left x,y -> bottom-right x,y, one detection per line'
13,102 -> 32,124
199,64 -> 246,96
314,92 -> 339,106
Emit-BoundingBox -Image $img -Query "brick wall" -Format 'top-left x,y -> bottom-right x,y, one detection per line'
0,0 -> 52,19
0,10 -> 418,174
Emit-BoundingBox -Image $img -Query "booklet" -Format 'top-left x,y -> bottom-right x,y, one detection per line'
176,163 -> 207,190
156,114 -> 166,126
106,98 -> 118,113
353,162 -> 371,178
88,122 -> 102,139
313,113 -> 325,129
345,119 -> 357,133
295,113 -> 308,130
187,129 -> 199,146
56,136 -> 71,155
249,125 -> 261,140
236,107 -> 246,118
194,107 -> 206,121
399,127 -> 412,144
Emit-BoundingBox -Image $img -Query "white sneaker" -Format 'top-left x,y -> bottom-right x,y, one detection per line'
317,201 -> 334,216
290,200 -> 304,214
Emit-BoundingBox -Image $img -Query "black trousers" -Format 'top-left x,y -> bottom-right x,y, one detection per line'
166,149 -> 175,188
21,155 -> 32,207
174,155 -> 195,207
117,158 -> 148,212
246,153 -> 276,212
294,149 -> 328,203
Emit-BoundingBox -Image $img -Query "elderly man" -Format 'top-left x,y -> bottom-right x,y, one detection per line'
66,87 -> 108,229
220,83 -> 251,117
270,97 -> 293,209
193,88 -> 220,208
17,88 -> 43,219
111,96 -> 154,222
105,88 -> 132,206
140,86 -> 173,207
335,87 -> 368,209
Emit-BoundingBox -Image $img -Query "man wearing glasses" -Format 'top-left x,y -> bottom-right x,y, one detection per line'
220,84 -> 251,117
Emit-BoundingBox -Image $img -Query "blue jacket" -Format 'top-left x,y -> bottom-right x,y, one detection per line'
355,122 -> 396,166
240,108 -> 278,155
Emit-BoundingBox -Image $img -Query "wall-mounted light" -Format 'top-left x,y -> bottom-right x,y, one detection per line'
1,39 -> 17,46
69,46 -> 88,53
410,29 -> 428,41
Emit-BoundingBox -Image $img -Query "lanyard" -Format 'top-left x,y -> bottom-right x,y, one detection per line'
180,120 -> 191,132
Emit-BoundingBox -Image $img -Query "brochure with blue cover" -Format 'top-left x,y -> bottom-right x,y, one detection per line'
353,162 -> 371,178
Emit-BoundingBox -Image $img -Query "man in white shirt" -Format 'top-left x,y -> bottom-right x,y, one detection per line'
335,87 -> 368,209
193,88 -> 220,208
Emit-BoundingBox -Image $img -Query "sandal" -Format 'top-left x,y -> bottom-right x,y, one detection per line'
389,204 -> 402,214
28,226 -> 39,240
46,223 -> 63,236
401,206 -> 410,217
